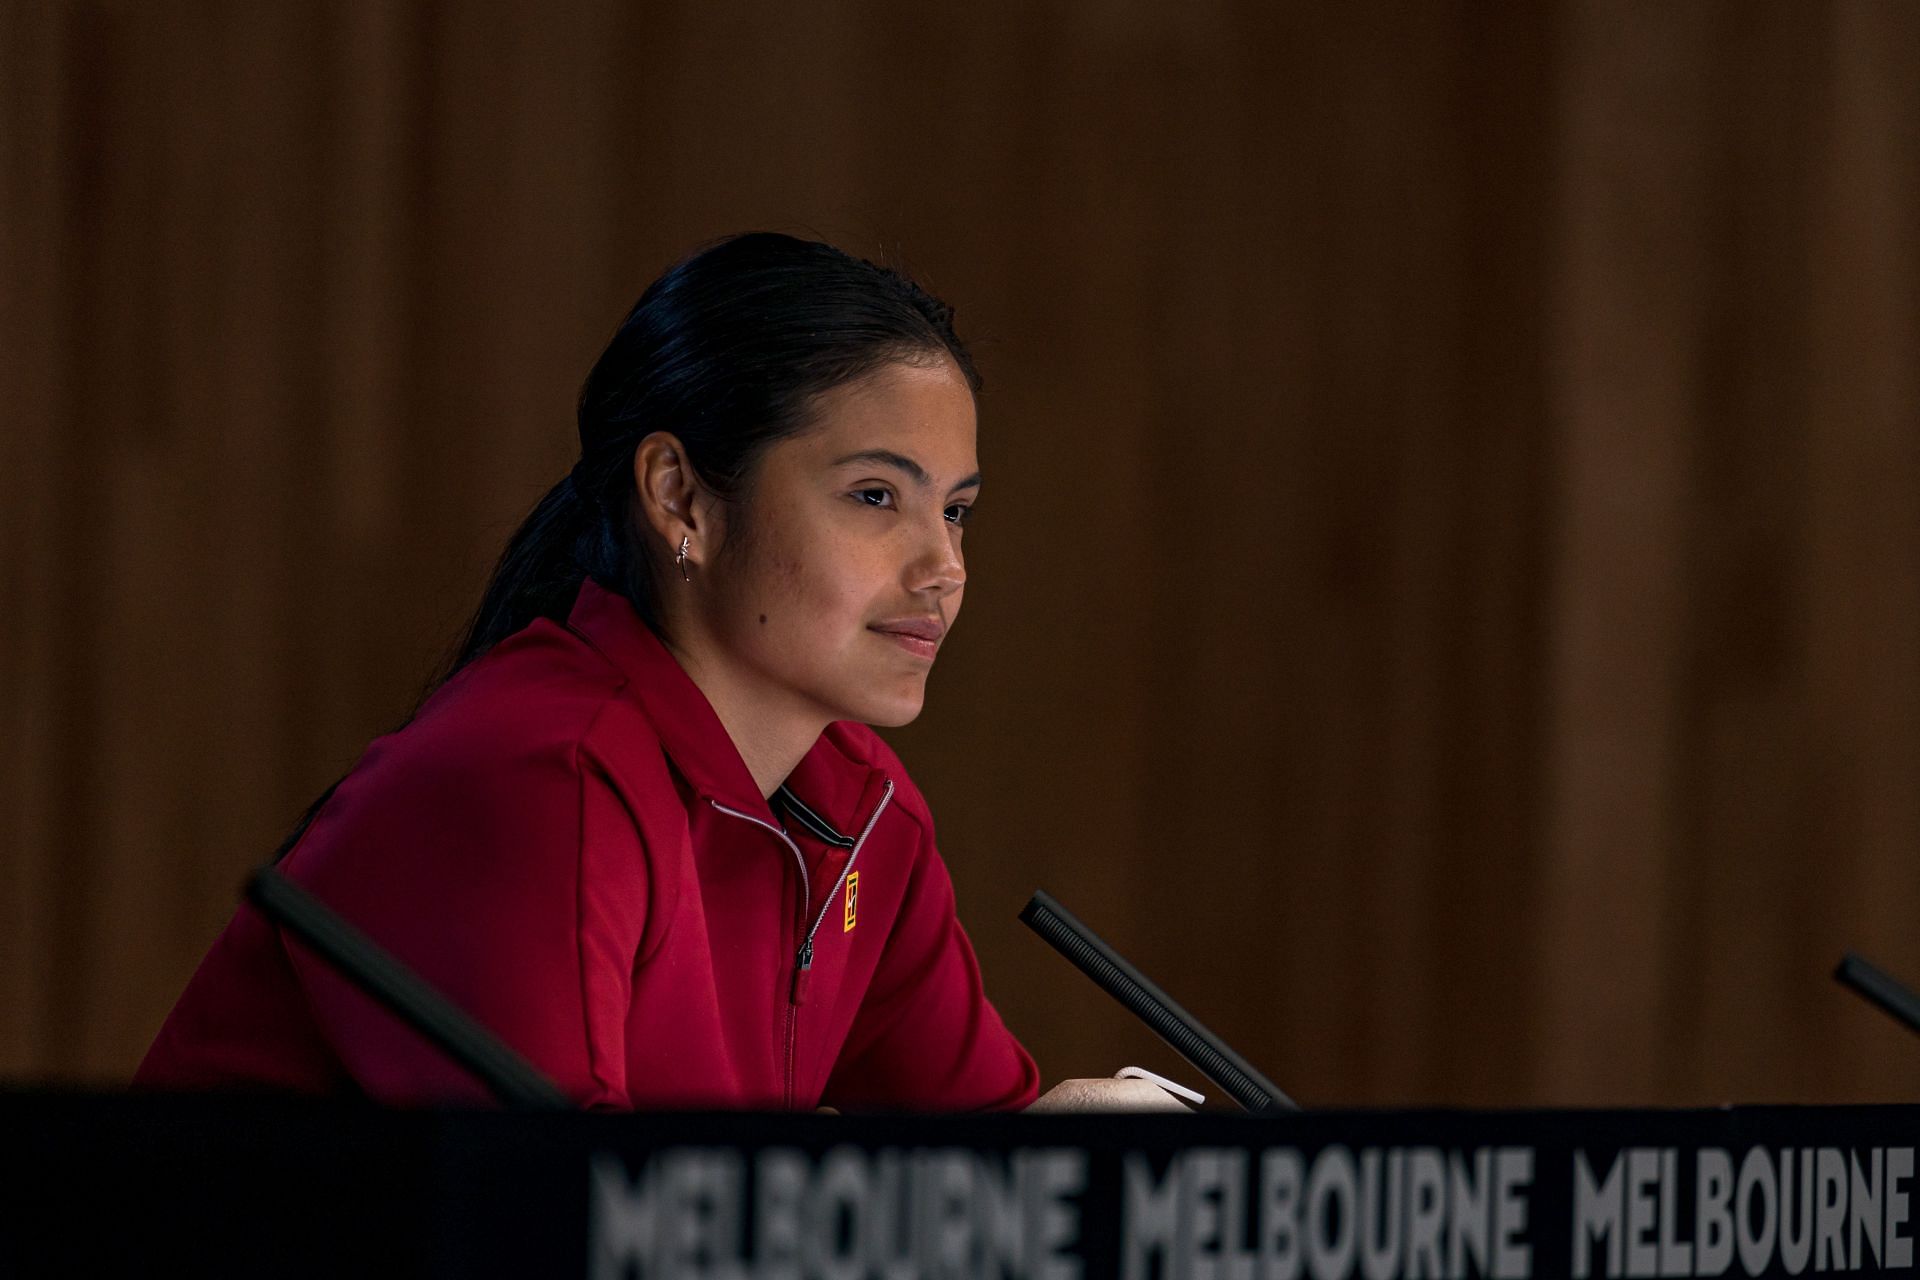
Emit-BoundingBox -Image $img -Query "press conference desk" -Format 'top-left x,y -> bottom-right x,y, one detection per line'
3,1091 -> 1915,1278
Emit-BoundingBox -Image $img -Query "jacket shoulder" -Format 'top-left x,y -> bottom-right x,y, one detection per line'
467,619 -> 684,813
339,619 -> 677,827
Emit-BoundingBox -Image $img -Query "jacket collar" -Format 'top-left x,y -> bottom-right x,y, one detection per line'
564,577 -> 886,838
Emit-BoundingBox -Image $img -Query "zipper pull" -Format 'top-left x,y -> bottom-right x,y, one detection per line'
789,940 -> 813,1005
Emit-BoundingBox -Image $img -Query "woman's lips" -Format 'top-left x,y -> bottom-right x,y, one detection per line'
870,619 -> 943,661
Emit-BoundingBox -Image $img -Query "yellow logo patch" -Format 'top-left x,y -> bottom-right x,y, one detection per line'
843,872 -> 859,933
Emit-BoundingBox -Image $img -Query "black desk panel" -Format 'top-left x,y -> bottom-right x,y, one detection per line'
3,1092 -> 1915,1278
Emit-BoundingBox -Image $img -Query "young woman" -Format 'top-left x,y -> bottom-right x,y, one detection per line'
136,234 -> 1172,1113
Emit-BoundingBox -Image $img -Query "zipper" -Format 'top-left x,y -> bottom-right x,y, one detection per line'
709,779 -> 893,1107
797,779 -> 892,972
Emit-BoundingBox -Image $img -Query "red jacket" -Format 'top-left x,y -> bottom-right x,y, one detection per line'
136,578 -> 1039,1112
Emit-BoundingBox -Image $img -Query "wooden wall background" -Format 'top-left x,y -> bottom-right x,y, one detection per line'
4,1 -> 1917,1107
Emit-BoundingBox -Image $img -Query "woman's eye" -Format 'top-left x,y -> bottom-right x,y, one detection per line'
945,504 -> 973,527
851,488 -> 894,509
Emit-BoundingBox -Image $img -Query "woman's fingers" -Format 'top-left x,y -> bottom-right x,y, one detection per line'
1024,1077 -> 1192,1113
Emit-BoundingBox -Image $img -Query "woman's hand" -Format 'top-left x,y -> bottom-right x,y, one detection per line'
1024,1077 -> 1192,1113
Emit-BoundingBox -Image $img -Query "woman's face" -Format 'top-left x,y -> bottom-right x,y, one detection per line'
698,356 -> 980,728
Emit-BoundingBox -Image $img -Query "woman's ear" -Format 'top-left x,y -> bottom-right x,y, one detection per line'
631,433 -> 719,567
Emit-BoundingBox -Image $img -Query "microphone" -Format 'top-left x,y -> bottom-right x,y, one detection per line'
246,866 -> 573,1111
1834,951 -> 1920,1039
1019,889 -> 1298,1112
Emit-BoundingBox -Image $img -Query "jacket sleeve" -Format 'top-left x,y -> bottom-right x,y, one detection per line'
278,745 -> 648,1110
820,833 -> 1040,1113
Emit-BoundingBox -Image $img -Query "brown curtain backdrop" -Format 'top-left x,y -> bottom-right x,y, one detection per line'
4,1 -> 1917,1107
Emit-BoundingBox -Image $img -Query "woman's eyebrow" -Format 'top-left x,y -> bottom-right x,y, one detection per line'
831,449 -> 982,495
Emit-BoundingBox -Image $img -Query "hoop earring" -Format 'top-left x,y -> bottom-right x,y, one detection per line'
675,534 -> 692,583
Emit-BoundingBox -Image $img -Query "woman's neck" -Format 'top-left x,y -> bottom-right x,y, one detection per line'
661,631 -> 828,800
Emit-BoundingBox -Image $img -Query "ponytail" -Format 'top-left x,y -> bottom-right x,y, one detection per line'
446,470 -> 598,676
269,470 -> 610,866
268,472 -> 604,865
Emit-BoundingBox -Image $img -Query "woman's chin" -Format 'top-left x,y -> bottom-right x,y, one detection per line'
843,685 -> 927,729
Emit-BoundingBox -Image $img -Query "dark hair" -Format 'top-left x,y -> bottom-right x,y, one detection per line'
270,232 -> 978,862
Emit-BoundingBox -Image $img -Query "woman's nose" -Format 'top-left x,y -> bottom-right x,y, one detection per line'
909,520 -> 965,597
